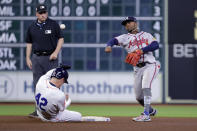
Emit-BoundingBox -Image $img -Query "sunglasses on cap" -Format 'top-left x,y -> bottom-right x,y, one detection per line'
38,11 -> 47,14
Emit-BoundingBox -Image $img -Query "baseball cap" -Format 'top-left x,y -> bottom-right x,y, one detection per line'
121,16 -> 137,25
51,65 -> 71,83
36,4 -> 47,13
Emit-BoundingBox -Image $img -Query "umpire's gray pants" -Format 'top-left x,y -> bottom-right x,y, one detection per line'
32,54 -> 58,92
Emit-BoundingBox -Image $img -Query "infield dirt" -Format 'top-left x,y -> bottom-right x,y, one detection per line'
0,116 -> 197,131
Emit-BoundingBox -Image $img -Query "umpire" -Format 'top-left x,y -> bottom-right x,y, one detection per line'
26,4 -> 64,118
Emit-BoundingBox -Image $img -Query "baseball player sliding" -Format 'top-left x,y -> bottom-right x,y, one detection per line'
105,17 -> 160,122
34,64 -> 110,122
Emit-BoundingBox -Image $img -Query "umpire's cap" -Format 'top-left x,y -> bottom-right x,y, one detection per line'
36,4 -> 47,13
51,64 -> 71,83
121,16 -> 137,26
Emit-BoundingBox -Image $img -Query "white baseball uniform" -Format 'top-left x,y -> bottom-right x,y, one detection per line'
115,31 -> 160,100
35,69 -> 82,122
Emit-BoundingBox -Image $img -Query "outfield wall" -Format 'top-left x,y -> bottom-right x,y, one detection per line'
0,72 -> 162,103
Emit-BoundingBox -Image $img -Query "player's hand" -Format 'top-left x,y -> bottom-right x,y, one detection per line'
26,57 -> 32,69
65,94 -> 71,109
135,49 -> 143,56
65,94 -> 69,101
49,52 -> 58,60
105,46 -> 112,53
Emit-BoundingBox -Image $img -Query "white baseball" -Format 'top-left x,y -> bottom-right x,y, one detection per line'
60,24 -> 66,29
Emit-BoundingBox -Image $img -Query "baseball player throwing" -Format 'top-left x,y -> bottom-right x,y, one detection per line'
34,64 -> 110,122
105,17 -> 160,122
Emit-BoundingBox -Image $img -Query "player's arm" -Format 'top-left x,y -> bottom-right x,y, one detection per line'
25,27 -> 33,69
141,41 -> 159,53
50,22 -> 64,60
50,38 -> 64,60
45,69 -> 56,79
56,94 -> 72,112
58,94 -> 67,112
64,94 -> 71,109
37,69 -> 56,83
105,38 -> 119,53
26,43 -> 32,69
35,69 -> 56,89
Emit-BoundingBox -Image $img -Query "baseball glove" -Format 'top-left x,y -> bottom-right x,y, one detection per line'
125,49 -> 143,66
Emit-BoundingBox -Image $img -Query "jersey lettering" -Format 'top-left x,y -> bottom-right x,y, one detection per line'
35,93 -> 48,112
116,31 -> 157,63
40,97 -> 48,111
128,37 -> 149,49
35,93 -> 41,105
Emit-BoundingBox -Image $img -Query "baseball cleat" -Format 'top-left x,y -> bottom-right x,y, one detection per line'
141,108 -> 157,116
28,111 -> 39,119
132,114 -> 151,122
149,108 -> 157,116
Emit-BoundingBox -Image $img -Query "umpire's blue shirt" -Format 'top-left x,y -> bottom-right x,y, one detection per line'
25,18 -> 64,53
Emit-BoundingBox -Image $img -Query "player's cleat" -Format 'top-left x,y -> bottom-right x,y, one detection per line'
28,111 -> 39,119
141,108 -> 157,116
149,108 -> 157,116
132,114 -> 151,122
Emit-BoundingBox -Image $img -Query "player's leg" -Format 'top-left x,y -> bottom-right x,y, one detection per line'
29,54 -> 44,118
133,63 -> 160,122
133,86 -> 152,121
135,84 -> 144,107
32,54 -> 45,92
133,68 -> 144,106
133,68 -> 151,122
142,63 -> 160,115
52,109 -> 82,122
142,88 -> 152,115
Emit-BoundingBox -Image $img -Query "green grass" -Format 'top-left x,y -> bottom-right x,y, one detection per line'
0,105 -> 197,117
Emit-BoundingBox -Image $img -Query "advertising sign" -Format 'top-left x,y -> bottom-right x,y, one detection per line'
0,72 -> 162,103
168,0 -> 197,100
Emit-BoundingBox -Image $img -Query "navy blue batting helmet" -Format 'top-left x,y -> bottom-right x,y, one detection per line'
51,64 -> 71,83
121,16 -> 137,26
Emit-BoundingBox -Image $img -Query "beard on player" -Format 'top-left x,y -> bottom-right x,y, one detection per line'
125,22 -> 138,33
